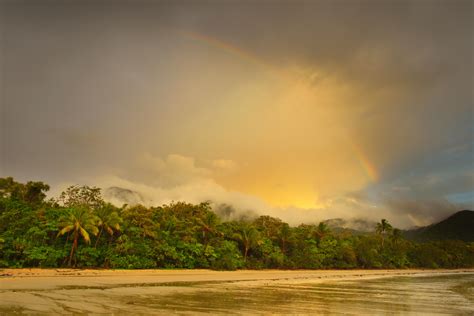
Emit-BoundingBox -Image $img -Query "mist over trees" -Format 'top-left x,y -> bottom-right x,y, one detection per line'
0,177 -> 472,270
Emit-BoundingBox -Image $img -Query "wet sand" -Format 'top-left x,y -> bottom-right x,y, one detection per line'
2,268 -> 473,289
1,269 -> 473,314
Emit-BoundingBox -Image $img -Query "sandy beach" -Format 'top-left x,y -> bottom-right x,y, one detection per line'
1,268 -> 473,291
1,269 -> 473,314
0,268 -> 472,290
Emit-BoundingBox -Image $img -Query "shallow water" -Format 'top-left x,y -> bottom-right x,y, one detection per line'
1,273 -> 473,315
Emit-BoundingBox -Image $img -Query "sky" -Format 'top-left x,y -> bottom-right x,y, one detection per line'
1,0 -> 473,228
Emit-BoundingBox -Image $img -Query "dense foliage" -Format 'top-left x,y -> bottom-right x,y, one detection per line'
1,177 -> 473,270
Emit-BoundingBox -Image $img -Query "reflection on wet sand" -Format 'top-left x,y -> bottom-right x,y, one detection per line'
1,271 -> 473,315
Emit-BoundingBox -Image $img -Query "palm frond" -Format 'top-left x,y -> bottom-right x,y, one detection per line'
80,227 -> 91,243
57,225 -> 74,237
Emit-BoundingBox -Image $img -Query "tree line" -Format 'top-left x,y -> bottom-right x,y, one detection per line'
0,177 -> 473,270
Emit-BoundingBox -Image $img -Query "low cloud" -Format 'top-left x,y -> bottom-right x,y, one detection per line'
58,153 -> 468,229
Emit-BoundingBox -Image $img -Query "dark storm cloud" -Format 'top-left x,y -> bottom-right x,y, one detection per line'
0,0 -> 472,227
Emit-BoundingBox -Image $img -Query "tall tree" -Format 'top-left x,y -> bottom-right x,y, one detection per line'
376,219 -> 393,248
57,207 -> 99,266
197,211 -> 220,251
254,215 -> 284,239
276,223 -> 293,255
233,223 -> 261,262
121,204 -> 158,238
58,185 -> 104,210
23,181 -> 50,205
315,222 -> 330,240
0,177 -> 50,205
94,204 -> 122,248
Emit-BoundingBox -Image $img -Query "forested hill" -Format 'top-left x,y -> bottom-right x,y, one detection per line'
1,177 -> 473,270
403,210 -> 474,242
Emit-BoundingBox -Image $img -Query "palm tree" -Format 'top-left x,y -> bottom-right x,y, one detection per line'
277,223 -> 292,255
57,206 -> 99,266
94,204 -> 122,248
391,228 -> 403,245
315,222 -> 330,239
376,219 -> 393,248
233,224 -> 260,262
196,211 -> 220,251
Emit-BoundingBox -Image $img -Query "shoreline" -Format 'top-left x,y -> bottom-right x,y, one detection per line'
1,268 -> 473,290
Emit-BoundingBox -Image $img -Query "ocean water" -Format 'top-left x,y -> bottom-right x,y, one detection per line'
1,273 -> 473,315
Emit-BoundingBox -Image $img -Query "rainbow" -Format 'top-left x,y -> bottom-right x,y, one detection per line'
349,141 -> 379,182
178,30 -> 380,182
178,30 -> 285,79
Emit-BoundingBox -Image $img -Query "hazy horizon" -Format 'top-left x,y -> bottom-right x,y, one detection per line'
1,0 -> 473,228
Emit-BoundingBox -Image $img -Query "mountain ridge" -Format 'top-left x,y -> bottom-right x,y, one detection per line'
403,210 -> 474,242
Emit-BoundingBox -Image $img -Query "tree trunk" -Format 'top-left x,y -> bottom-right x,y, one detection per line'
95,226 -> 104,248
64,232 -> 70,247
244,245 -> 249,262
69,231 -> 78,267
